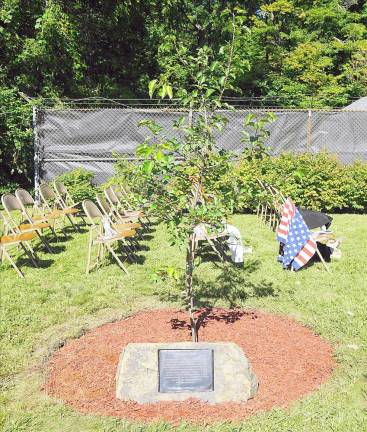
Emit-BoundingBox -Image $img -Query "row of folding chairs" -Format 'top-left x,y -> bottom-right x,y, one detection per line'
1,181 -> 150,278
0,181 -> 82,277
256,179 -> 286,231
81,184 -> 150,275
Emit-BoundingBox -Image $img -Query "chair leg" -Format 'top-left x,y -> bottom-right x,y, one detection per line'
2,248 -> 24,278
79,213 -> 87,226
20,242 -> 38,267
86,235 -> 93,275
66,213 -> 79,232
106,243 -> 129,274
25,241 -> 39,264
263,204 -> 268,223
49,225 -> 59,242
206,236 -> 224,261
36,230 -> 53,253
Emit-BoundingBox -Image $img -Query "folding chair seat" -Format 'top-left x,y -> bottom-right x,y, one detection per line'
82,200 -> 138,274
18,221 -> 50,231
1,193 -> 53,253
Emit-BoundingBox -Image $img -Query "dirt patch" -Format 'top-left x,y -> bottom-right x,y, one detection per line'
44,308 -> 335,424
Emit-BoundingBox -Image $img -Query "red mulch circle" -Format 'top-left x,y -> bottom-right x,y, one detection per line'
44,308 -> 336,424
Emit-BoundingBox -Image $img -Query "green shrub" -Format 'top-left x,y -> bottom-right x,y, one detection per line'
346,161 -> 367,212
55,168 -> 96,202
235,152 -> 367,213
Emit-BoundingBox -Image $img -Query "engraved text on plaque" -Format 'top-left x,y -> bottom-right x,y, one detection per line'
158,349 -> 214,393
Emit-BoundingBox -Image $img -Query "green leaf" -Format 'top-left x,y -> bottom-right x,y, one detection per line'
148,80 -> 157,98
161,84 -> 167,99
205,88 -> 216,98
155,150 -> 164,161
142,160 -> 154,175
166,85 -> 173,99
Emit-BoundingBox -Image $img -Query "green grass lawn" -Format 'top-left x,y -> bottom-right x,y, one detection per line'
1,214 -> 366,431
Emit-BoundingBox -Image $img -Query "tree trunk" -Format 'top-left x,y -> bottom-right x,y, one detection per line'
186,234 -> 198,342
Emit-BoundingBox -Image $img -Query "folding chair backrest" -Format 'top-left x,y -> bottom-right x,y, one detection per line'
40,183 -> 57,201
15,189 -> 34,206
105,186 -> 118,205
54,181 -> 68,196
1,193 -> 26,230
271,185 -> 286,203
82,200 -> 103,226
96,194 -> 111,216
257,179 -> 266,190
2,193 -> 23,212
111,185 -> 124,200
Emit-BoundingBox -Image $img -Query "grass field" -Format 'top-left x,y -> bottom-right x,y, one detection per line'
1,214 -> 366,431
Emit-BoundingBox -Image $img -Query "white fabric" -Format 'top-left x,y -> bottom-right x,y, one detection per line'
224,224 -> 244,263
193,223 -> 245,264
101,216 -> 117,240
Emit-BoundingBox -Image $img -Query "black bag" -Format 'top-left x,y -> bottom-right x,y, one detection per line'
299,208 -> 333,230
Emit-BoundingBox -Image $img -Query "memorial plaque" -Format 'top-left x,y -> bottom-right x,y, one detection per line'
158,349 -> 214,393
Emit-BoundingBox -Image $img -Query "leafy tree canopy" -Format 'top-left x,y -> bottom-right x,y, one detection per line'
0,0 -> 366,189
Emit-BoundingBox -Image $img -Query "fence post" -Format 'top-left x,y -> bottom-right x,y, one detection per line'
188,104 -> 193,127
306,109 -> 312,152
33,106 -> 41,203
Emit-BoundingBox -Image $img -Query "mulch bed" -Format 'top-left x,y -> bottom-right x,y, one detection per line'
44,308 -> 336,424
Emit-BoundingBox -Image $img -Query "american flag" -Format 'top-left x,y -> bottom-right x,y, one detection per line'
277,198 -> 317,270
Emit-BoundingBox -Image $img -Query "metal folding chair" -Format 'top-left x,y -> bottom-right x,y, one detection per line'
1,193 -> 53,253
96,193 -> 142,248
39,183 -> 80,232
53,181 -> 87,225
104,186 -> 147,229
15,188 -> 66,240
1,213 -> 38,277
82,200 -> 136,274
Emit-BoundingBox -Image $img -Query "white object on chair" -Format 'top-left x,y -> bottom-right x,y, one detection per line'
224,224 -> 244,264
101,215 -> 117,240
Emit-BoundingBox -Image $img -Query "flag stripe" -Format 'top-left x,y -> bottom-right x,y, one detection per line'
277,198 -> 316,271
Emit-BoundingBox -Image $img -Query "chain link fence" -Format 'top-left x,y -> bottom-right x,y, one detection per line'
34,105 -> 367,186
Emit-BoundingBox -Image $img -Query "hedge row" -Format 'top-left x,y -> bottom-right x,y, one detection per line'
55,152 -> 367,214
235,152 -> 367,213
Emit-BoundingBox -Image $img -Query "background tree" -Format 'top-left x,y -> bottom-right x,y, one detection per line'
0,0 -> 366,191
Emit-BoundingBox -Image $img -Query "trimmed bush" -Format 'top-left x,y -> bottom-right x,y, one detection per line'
235,152 -> 367,213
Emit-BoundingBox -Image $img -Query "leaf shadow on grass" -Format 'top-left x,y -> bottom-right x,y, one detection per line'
156,258 -> 279,335
195,259 -> 277,308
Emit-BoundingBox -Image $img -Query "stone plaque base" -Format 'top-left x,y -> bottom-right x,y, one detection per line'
116,342 -> 258,404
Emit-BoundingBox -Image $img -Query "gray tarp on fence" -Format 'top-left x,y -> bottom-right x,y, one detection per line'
35,108 -> 367,185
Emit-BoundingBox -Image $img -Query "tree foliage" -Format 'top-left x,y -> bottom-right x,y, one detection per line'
1,0 -> 366,190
